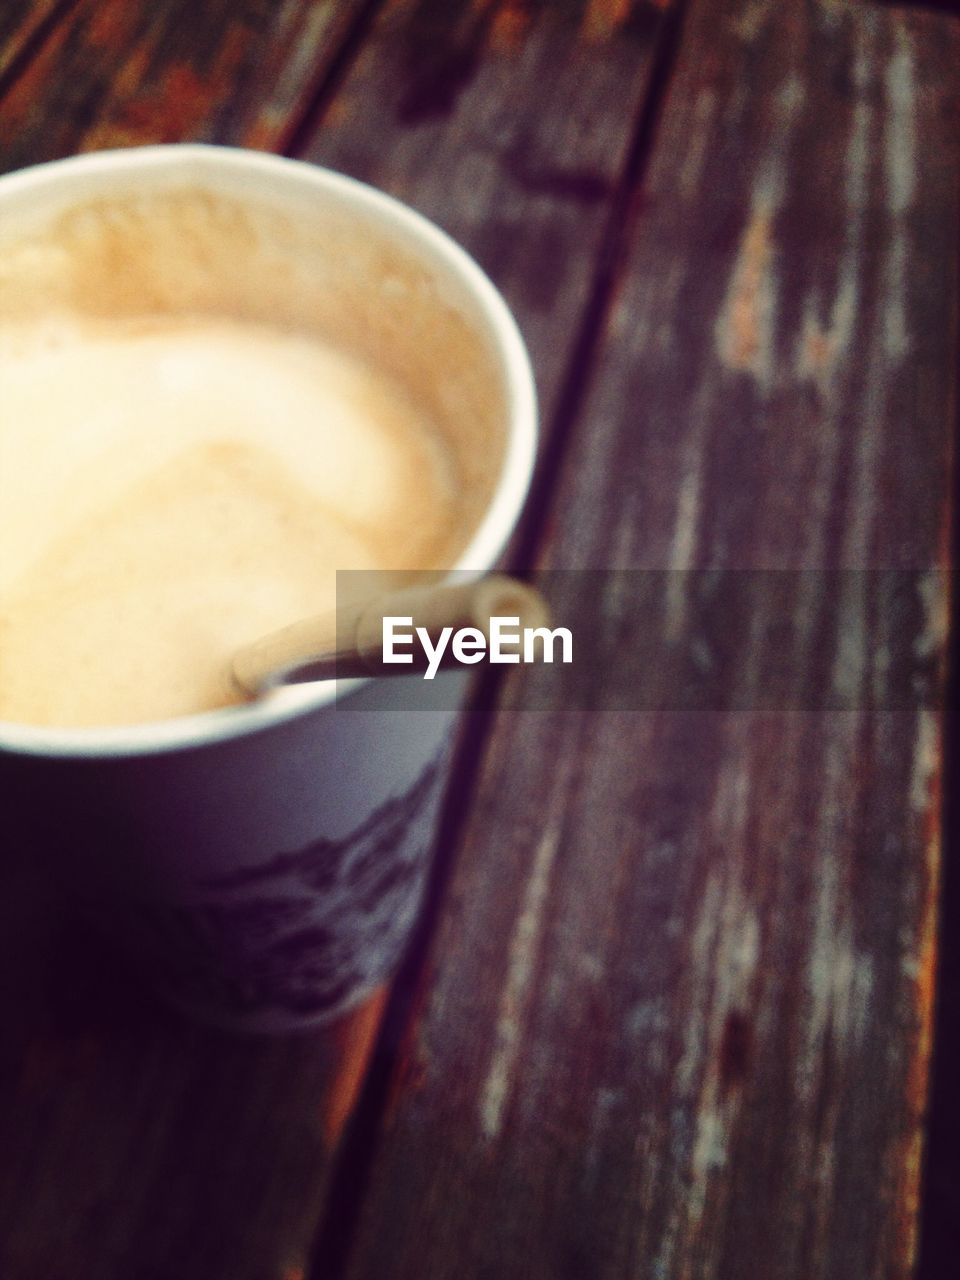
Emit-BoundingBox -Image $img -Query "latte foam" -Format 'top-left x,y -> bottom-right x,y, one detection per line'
0,317 -> 463,727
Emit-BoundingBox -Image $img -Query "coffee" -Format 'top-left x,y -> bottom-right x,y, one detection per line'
0,186 -> 505,729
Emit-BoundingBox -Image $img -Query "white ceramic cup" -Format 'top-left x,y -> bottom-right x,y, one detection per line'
0,145 -> 537,1032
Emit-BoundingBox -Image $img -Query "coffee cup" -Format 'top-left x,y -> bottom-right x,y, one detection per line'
0,145 -> 537,1032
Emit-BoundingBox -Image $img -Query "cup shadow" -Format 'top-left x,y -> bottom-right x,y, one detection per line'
0,875 -> 386,1278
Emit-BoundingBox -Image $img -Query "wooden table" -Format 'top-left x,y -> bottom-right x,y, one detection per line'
1,2 -> 958,1277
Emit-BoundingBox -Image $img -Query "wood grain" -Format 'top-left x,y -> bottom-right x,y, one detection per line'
0,0 -> 372,170
302,0 -> 680,425
0,3 -> 677,1279
0,921 -> 388,1280
328,3 -> 960,1278
0,0 -> 77,79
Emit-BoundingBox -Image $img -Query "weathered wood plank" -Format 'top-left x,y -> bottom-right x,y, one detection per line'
302,0 -> 680,424
0,918 -> 387,1280
0,0 -> 371,169
331,3 -> 959,1278
0,0 -> 75,79
0,3 -> 678,1278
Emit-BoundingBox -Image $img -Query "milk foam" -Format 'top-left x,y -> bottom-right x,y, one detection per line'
0,317 -> 462,727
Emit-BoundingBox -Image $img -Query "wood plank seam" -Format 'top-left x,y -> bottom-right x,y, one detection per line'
0,0 -> 383,170
508,0 -> 692,575
0,0 -> 84,105
278,0 -> 389,160
300,5 -> 704,1278
0,4 -> 708,1278
307,3 -> 959,1277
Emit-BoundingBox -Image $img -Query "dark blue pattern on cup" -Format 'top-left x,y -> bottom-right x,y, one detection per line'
130,748 -> 449,1024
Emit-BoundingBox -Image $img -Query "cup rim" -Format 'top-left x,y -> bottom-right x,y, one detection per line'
0,144 -> 538,759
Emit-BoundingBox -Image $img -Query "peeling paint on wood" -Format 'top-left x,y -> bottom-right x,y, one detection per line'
0,0 -> 371,169
335,3 -> 959,1278
882,27 -> 917,364
479,775 -> 569,1141
715,189 -> 778,384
